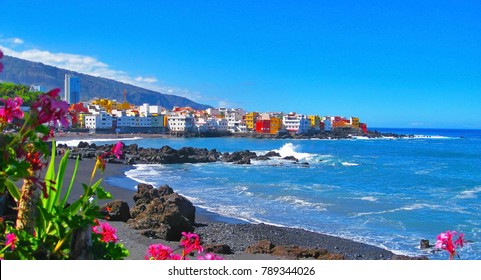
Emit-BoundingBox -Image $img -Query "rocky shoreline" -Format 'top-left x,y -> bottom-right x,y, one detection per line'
60,142 -> 311,166
101,182 -> 427,260
52,140 -> 428,260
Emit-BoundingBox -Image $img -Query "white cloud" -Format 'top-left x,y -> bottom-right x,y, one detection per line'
12,38 -> 24,44
0,44 -> 204,102
135,76 -> 158,83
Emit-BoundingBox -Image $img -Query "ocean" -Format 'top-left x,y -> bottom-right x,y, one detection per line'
62,128 -> 481,259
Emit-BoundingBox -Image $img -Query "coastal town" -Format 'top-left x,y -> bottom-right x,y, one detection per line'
58,74 -> 368,136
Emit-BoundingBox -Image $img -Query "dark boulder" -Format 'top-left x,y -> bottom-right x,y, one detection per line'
203,244 -> 233,255
222,150 -> 257,164
99,200 -> 131,222
77,141 -> 89,148
245,240 -> 344,260
128,183 -> 196,241
283,156 -> 298,162
265,151 -> 281,157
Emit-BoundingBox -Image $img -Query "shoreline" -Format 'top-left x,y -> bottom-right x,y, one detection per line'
60,154 -> 424,260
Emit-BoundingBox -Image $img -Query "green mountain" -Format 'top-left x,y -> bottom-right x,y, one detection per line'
0,55 -> 211,109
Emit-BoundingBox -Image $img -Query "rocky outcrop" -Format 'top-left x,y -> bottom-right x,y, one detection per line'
245,240 -> 344,260
203,244 -> 233,255
129,145 -> 221,165
221,150 -> 258,164
100,200 -> 131,222
127,184 -> 196,241
63,143 -> 304,166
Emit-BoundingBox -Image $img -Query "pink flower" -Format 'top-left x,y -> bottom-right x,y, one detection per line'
5,233 -> 16,250
455,233 -> 465,248
31,89 -> 70,128
180,232 -> 203,255
112,142 -> 124,159
92,221 -> 118,243
435,230 -> 465,259
0,97 -> 24,123
197,253 -> 224,260
145,244 -> 175,260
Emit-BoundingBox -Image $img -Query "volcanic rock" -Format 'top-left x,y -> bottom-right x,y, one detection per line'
128,183 -> 196,241
245,240 -> 344,260
99,200 -> 131,222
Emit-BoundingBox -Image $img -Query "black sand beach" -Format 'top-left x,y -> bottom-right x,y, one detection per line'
58,141 -> 423,260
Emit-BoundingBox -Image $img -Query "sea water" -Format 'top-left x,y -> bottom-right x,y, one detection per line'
66,128 -> 481,259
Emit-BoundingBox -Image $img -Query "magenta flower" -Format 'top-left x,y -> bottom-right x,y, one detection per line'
0,97 -> 24,123
145,244 -> 175,260
31,89 -> 70,128
92,221 -> 118,243
5,233 -> 17,250
112,142 -> 124,159
180,232 -> 203,255
197,253 -> 224,260
435,230 -> 465,259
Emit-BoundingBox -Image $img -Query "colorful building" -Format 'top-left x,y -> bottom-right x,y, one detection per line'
332,116 -> 350,128
308,115 -> 322,131
360,123 -> 368,133
245,112 -> 259,130
269,116 -> 282,134
255,119 -> 271,134
350,117 -> 360,128
282,113 -> 310,134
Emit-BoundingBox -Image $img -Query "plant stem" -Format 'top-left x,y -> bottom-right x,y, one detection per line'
15,175 -> 40,235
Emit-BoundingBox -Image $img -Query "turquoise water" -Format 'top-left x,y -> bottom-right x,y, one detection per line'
66,128 -> 481,259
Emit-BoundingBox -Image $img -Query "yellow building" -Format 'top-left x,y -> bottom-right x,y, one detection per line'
308,115 -> 322,130
91,98 -> 132,113
270,116 -> 282,134
245,112 -> 259,130
350,117 -> 360,128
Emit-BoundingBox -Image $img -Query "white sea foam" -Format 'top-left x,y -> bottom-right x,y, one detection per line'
456,186 -> 481,199
412,135 -> 453,139
274,143 -> 315,161
359,196 -> 378,202
235,185 -> 254,196
276,195 -> 327,211
124,164 -> 163,186
57,137 -> 142,147
354,203 -> 442,217
341,161 -> 359,166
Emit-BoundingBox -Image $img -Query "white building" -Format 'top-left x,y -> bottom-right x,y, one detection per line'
29,85 -> 46,92
64,74 -> 80,104
282,113 -> 310,134
225,108 -> 246,122
139,103 -> 163,117
168,114 -> 194,132
228,120 -> 247,133
84,111 -> 113,129
206,108 -> 220,116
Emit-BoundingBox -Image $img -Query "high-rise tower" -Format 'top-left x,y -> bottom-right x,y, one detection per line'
64,74 -> 80,104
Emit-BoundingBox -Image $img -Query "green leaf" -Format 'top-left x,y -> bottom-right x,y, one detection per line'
42,141 -> 57,208
48,149 -> 70,211
34,124 -> 50,135
36,206 -> 48,238
95,186 -> 112,200
60,154 -> 79,208
5,179 -> 20,201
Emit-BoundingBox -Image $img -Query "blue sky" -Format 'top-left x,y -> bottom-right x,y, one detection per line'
1,0 -> 480,128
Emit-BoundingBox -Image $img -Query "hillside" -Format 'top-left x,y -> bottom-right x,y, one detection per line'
0,55 -> 211,110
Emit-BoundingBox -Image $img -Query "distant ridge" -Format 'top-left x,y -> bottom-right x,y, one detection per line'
0,55 -> 211,110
